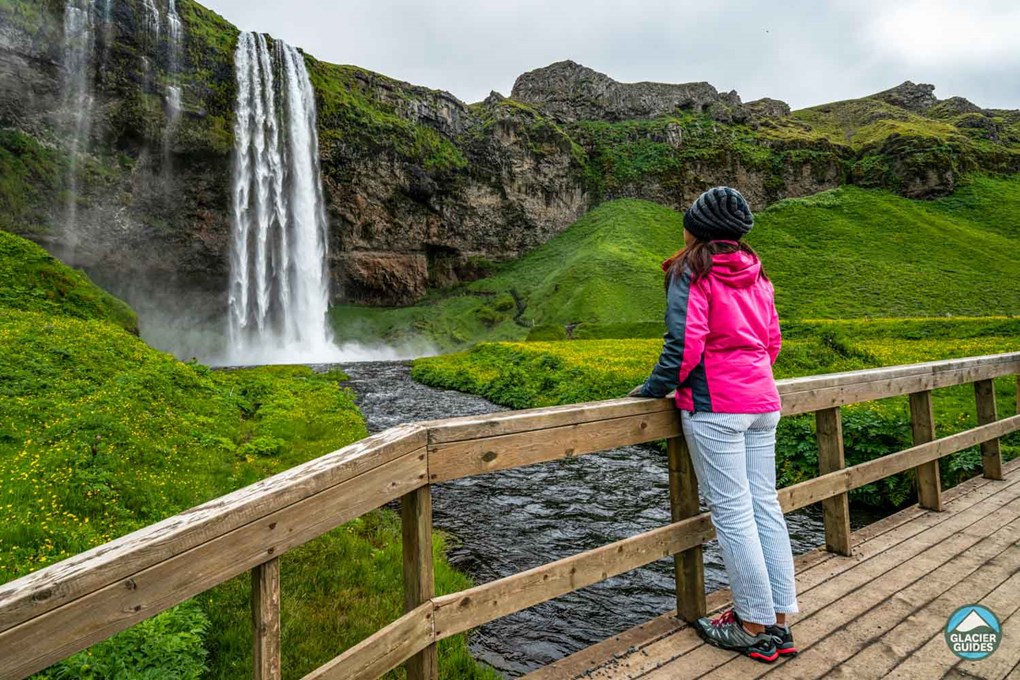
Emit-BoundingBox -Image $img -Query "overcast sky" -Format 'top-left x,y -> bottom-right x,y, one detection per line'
199,0 -> 1020,111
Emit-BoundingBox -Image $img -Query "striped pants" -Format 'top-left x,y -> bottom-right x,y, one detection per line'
681,410 -> 799,625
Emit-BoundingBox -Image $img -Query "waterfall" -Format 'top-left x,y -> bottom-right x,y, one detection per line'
140,0 -> 160,41
227,32 -> 337,364
163,0 -> 184,160
61,0 -> 97,261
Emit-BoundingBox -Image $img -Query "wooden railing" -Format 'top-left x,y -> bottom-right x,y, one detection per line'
1,353 -> 1019,680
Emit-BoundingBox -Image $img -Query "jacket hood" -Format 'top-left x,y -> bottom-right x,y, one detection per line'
709,250 -> 762,288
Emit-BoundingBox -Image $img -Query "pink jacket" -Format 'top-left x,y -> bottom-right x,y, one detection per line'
639,249 -> 782,413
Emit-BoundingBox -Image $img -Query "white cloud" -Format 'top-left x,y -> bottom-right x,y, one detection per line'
198,0 -> 1020,110
863,0 -> 1020,66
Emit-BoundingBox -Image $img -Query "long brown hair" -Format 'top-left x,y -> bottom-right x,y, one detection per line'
664,239 -> 769,290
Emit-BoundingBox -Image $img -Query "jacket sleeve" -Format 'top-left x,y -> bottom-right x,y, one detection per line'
640,272 -> 710,397
767,290 -> 782,366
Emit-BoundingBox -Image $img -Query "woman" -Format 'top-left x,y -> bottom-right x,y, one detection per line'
630,186 -> 798,664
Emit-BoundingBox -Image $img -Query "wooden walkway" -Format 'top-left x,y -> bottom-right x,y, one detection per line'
528,458 -> 1020,680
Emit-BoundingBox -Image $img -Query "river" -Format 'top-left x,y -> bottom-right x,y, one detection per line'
340,361 -> 829,677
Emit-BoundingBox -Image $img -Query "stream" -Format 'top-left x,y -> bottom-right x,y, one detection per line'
339,361 -> 829,677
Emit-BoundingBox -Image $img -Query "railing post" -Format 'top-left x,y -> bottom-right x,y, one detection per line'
252,557 -> 281,680
909,391 -> 942,511
402,485 -> 438,680
667,435 -> 706,622
815,407 -> 852,556
975,379 -> 1004,480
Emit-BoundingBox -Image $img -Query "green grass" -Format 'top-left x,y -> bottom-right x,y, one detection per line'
332,175 -> 1020,348
748,182 -> 1020,318
306,59 -> 467,173
0,230 -> 496,679
0,230 -> 137,333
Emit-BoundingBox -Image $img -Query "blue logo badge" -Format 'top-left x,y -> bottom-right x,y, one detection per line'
945,604 -> 1001,660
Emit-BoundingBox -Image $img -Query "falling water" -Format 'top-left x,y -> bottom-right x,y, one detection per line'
227,32 -> 337,364
162,0 -> 184,160
61,0 -> 97,260
140,0 -> 160,40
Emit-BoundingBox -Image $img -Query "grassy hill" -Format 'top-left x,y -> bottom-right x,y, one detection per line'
0,232 -> 495,679
331,174 -> 1020,348
0,230 -> 138,333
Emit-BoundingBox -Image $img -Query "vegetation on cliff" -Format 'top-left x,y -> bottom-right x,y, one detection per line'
0,230 -> 495,679
0,230 -> 137,332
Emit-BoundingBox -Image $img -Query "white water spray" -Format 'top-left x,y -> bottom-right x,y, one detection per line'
61,0 -> 97,260
227,32 -> 337,364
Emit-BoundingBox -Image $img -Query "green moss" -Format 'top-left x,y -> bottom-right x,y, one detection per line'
0,131 -> 65,234
0,0 -> 63,39
0,230 -> 137,332
307,60 -> 467,172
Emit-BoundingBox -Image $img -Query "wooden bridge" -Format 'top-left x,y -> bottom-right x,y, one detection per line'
0,352 -> 1018,680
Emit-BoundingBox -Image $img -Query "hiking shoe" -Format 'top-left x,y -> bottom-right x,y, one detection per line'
766,623 -> 798,656
693,610 -> 779,663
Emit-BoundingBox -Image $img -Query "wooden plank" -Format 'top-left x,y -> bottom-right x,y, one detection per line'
976,379 -> 1004,480
667,435 -> 705,623
816,407 -> 852,556
424,354 -> 1020,445
427,397 -> 676,444
771,518 -> 1020,679
779,360 -> 1020,417
432,514 -> 715,641
301,603 -> 435,680
0,424 -> 426,634
910,390 -> 942,511
955,571 -> 1020,680
252,558 -> 281,680
846,414 -> 1020,492
844,549 -> 1020,680
651,483 -> 1020,680
428,410 -> 682,483
775,352 -> 1020,393
0,450 -> 428,680
401,486 -> 437,680
771,414 -> 1020,516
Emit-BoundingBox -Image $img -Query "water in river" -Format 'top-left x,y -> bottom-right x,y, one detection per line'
340,362 -> 829,677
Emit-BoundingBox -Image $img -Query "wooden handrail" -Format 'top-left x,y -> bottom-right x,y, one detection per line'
0,352 -> 1017,680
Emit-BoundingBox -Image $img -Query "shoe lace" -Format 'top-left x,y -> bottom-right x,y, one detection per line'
710,610 -> 737,628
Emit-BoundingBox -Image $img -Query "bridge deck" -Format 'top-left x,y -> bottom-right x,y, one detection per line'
526,458 -> 1020,680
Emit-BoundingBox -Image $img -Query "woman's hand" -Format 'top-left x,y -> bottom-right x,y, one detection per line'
627,384 -> 648,398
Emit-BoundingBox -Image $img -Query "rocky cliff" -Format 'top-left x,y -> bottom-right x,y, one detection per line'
1,0 -> 1019,357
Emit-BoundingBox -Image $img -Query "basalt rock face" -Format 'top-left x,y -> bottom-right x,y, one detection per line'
312,66 -> 589,306
511,60 -> 755,124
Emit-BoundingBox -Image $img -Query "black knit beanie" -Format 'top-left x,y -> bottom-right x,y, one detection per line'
683,187 -> 754,241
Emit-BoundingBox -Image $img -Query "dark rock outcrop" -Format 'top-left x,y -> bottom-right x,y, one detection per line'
873,81 -> 939,113
511,60 -> 752,123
